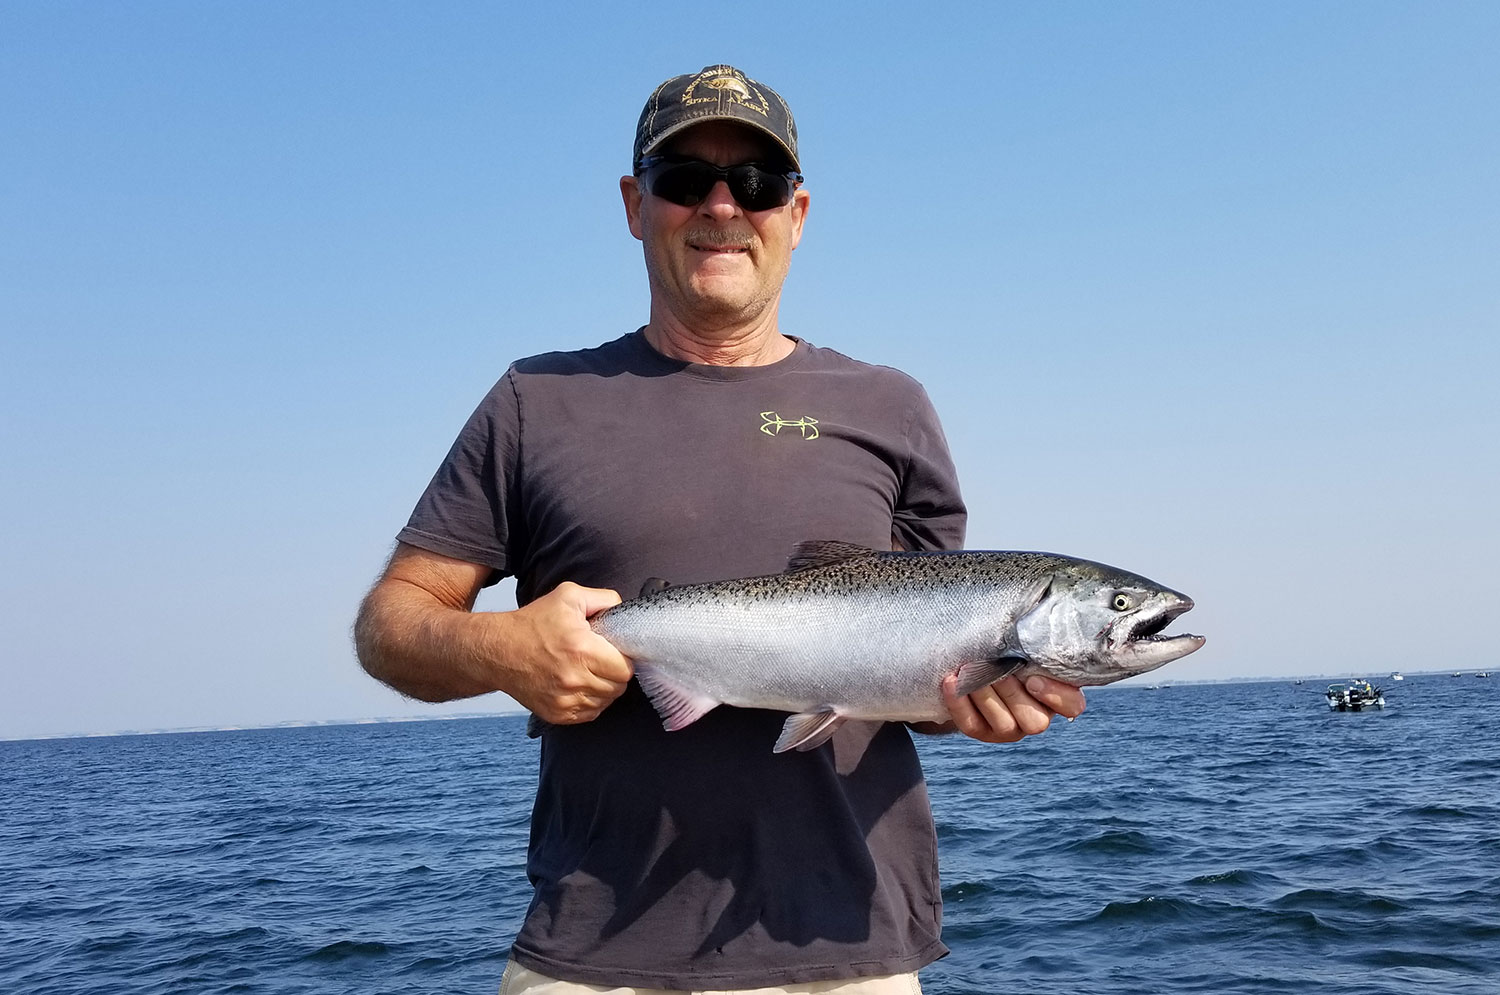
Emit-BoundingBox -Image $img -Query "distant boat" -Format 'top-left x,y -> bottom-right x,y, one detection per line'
1326,681 -> 1385,711
1390,672 -> 1404,681
1293,679 -> 1304,686
1478,672 -> 1492,679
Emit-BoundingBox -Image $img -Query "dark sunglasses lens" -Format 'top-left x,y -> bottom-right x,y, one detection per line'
728,165 -> 791,211
647,161 -> 793,210
649,162 -> 716,206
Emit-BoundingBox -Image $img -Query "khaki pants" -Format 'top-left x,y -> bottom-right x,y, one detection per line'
499,960 -> 923,995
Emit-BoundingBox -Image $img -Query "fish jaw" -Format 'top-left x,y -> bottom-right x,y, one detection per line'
1109,593 -> 1205,676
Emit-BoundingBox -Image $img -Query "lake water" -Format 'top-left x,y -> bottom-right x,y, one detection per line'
3,674 -> 1497,994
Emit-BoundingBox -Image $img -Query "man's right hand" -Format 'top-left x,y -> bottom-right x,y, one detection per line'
353,543 -> 633,723
504,581 -> 633,724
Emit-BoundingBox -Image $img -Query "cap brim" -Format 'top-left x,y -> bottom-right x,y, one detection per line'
639,117 -> 800,172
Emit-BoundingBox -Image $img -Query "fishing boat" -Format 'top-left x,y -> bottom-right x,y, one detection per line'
1390,672 -> 1404,681
1326,680 -> 1386,711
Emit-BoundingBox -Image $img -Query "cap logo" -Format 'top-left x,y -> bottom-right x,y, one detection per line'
683,69 -> 770,118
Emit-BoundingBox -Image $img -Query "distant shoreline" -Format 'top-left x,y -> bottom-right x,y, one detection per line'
7,670 -> 1489,743
1,710 -> 525,744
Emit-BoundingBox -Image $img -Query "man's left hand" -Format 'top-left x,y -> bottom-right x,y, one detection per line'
936,674 -> 1086,743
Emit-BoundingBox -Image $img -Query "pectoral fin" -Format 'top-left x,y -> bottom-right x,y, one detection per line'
952,658 -> 1027,698
948,575 -> 1051,698
773,708 -> 848,753
635,664 -> 720,732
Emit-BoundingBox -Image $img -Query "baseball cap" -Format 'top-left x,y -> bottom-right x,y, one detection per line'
632,65 -> 800,172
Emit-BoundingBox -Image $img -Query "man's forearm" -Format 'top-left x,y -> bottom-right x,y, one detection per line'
354,578 -> 511,703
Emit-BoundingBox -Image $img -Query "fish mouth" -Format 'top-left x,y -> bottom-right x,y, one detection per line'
1121,597 -> 1205,666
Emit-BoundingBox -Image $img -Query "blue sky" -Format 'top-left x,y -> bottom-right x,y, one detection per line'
2,2 -> 1496,739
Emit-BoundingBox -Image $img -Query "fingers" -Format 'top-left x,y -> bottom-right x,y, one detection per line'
1023,674 -> 1086,720
942,675 -> 1004,741
564,582 -> 624,618
544,582 -> 631,673
539,686 -> 623,726
552,640 -> 633,720
560,584 -> 633,685
527,659 -> 631,725
942,673 -> 1087,744
943,675 -> 1046,743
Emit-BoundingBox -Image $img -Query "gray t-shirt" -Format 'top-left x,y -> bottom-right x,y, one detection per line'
399,331 -> 966,989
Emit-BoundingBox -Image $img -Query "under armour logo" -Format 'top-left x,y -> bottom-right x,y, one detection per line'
760,411 -> 819,440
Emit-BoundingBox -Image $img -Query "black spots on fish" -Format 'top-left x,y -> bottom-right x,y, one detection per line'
604,550 -> 1080,618
776,551 -> 1051,601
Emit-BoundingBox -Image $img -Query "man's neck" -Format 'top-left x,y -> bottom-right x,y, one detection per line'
643,311 -> 795,368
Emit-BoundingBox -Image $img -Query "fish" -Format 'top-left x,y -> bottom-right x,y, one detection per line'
538,540 -> 1205,753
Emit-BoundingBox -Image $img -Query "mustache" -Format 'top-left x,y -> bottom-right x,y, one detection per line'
682,227 -> 757,251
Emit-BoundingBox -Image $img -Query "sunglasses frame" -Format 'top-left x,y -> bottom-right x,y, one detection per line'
636,155 -> 804,212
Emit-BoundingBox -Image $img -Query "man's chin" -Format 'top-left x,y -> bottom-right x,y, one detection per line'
681,280 -> 762,318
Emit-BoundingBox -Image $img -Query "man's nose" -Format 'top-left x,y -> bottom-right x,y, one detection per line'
698,180 -> 741,220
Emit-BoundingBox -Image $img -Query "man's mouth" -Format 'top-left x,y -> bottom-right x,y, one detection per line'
684,229 -> 754,254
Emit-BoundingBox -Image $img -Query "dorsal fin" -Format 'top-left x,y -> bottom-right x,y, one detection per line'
787,540 -> 880,573
638,577 -> 672,597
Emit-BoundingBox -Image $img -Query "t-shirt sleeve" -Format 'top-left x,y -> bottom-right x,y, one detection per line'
892,383 -> 967,553
396,370 -> 522,583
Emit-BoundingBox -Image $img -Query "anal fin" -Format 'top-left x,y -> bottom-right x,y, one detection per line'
952,657 -> 1027,698
635,664 -> 720,732
773,708 -> 848,753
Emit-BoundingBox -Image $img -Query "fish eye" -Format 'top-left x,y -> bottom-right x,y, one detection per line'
1111,593 -> 1134,611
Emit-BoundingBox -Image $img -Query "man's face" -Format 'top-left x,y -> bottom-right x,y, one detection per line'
621,121 -> 810,330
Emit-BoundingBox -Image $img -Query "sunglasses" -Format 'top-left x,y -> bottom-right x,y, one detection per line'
636,155 -> 803,212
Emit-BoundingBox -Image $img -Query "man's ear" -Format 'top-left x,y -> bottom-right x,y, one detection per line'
620,175 -> 645,241
788,187 -> 810,250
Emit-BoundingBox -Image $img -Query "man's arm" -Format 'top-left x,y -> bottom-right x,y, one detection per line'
353,542 -> 634,724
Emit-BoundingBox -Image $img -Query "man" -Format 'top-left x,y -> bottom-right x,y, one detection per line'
355,65 -> 1085,994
